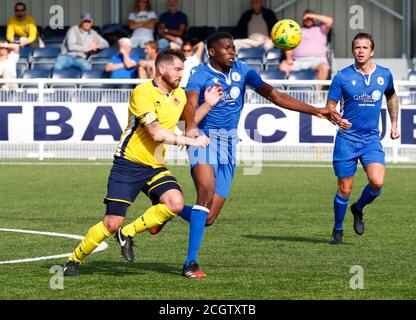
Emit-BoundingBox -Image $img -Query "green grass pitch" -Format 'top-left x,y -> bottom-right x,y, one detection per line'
0,162 -> 415,300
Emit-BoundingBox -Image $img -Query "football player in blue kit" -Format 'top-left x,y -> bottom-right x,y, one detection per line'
327,33 -> 400,244
163,32 -> 350,277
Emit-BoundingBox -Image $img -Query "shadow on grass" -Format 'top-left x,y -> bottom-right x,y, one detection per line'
243,234 -> 353,245
41,260 -> 180,277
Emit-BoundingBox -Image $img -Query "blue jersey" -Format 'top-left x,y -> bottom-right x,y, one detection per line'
185,61 -> 264,136
328,64 -> 395,142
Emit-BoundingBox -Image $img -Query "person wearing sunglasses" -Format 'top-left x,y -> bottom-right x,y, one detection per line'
6,2 -> 40,47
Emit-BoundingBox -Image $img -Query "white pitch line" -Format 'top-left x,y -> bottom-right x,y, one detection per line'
0,228 -> 108,265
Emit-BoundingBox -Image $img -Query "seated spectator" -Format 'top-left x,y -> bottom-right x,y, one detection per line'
54,13 -> 109,72
232,0 -> 277,53
138,40 -> 158,79
105,38 -> 140,79
128,0 -> 158,48
6,2 -> 42,48
157,0 -> 188,51
179,41 -> 204,87
0,41 -> 19,90
279,9 -> 332,90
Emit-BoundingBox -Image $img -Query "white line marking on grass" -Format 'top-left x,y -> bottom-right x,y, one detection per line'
0,228 -> 108,265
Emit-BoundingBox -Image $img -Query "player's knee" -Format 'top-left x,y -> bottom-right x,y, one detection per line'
164,197 -> 185,214
338,184 -> 352,197
370,180 -> 384,191
103,218 -> 123,234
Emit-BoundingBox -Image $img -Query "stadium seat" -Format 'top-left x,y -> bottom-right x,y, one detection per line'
217,26 -> 234,34
265,48 -> 282,70
18,46 -> 32,64
408,70 -> 416,81
259,70 -> 286,80
31,61 -> 55,71
102,24 -> 130,38
131,47 -> 146,59
42,26 -> 69,40
22,69 -> 51,88
246,63 -> 263,73
91,47 -> 119,62
238,48 -> 265,71
187,26 -> 216,43
288,70 -> 316,80
82,70 -> 108,79
91,61 -> 108,71
16,62 -> 29,78
0,25 -> 6,39
51,68 -> 81,89
32,47 -> 61,62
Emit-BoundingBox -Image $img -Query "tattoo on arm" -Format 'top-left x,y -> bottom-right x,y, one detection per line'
386,94 -> 399,124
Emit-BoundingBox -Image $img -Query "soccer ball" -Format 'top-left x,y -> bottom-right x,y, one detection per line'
271,19 -> 302,50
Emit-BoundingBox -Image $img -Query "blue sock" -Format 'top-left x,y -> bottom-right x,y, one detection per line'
185,205 -> 209,267
334,192 -> 350,231
179,205 -> 193,223
356,184 -> 382,212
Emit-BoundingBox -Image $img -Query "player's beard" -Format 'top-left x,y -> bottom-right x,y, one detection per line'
161,73 -> 181,90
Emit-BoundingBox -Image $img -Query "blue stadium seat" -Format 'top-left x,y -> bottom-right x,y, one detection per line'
32,47 -> 61,61
31,61 -> 55,71
131,47 -> 146,59
91,47 -> 119,62
259,70 -> 286,80
246,63 -> 263,73
52,68 -> 82,79
217,26 -> 234,34
16,62 -> 29,78
102,24 -> 130,38
18,46 -> 32,63
42,26 -> 69,39
187,26 -> 216,43
288,70 -> 316,80
22,69 -> 51,88
265,48 -> 282,70
238,48 -> 265,71
82,70 -> 108,79
91,61 -> 108,71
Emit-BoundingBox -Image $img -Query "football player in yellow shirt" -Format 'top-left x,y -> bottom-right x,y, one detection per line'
63,49 -> 221,276
6,2 -> 38,47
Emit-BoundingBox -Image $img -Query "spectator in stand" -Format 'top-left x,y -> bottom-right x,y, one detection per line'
128,0 -> 158,48
54,13 -> 109,72
0,41 -> 19,90
157,0 -> 188,51
6,2 -> 42,48
105,38 -> 140,81
232,0 -> 277,53
279,9 -> 332,90
138,40 -> 159,79
179,41 -> 204,87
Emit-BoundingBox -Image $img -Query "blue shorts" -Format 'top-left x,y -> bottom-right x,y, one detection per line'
333,135 -> 385,178
104,157 -> 182,216
187,135 -> 238,199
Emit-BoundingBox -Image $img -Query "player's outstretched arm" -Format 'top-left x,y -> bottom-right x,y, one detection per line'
256,82 -> 343,125
386,93 -> 400,140
182,90 -> 199,138
145,120 -> 209,147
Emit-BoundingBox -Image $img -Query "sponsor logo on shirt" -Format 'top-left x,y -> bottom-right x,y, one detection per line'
230,87 -> 241,99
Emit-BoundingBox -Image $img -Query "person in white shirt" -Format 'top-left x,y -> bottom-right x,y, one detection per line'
179,41 -> 204,87
128,0 -> 157,48
0,41 -> 20,90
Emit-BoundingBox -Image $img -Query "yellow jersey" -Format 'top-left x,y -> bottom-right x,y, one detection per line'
115,80 -> 186,168
6,15 -> 38,43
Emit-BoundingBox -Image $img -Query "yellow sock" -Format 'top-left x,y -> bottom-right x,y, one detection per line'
122,204 -> 176,237
69,221 -> 112,263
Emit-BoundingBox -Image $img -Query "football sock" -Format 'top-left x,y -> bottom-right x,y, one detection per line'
122,204 -> 176,237
356,184 -> 382,212
69,221 -> 112,263
179,205 -> 193,223
185,205 -> 209,267
334,192 -> 350,231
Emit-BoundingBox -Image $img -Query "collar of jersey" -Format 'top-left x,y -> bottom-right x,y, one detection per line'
152,80 -> 173,98
208,63 -> 232,85
353,64 -> 377,87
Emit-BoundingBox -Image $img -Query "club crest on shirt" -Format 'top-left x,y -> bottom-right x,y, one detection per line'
372,90 -> 382,102
173,97 -> 181,107
377,77 -> 384,86
232,72 -> 241,82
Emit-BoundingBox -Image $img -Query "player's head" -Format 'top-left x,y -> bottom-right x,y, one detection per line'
207,32 -> 235,71
352,33 -> 375,65
302,9 -> 315,28
155,49 -> 186,89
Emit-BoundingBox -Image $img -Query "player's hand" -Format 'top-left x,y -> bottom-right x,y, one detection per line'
338,118 -> 352,130
390,124 -> 400,140
317,106 -> 341,123
204,84 -> 223,108
189,135 -> 210,148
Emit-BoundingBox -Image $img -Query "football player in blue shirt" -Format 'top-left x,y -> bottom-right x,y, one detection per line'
327,33 -> 400,244
158,32 -> 351,278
